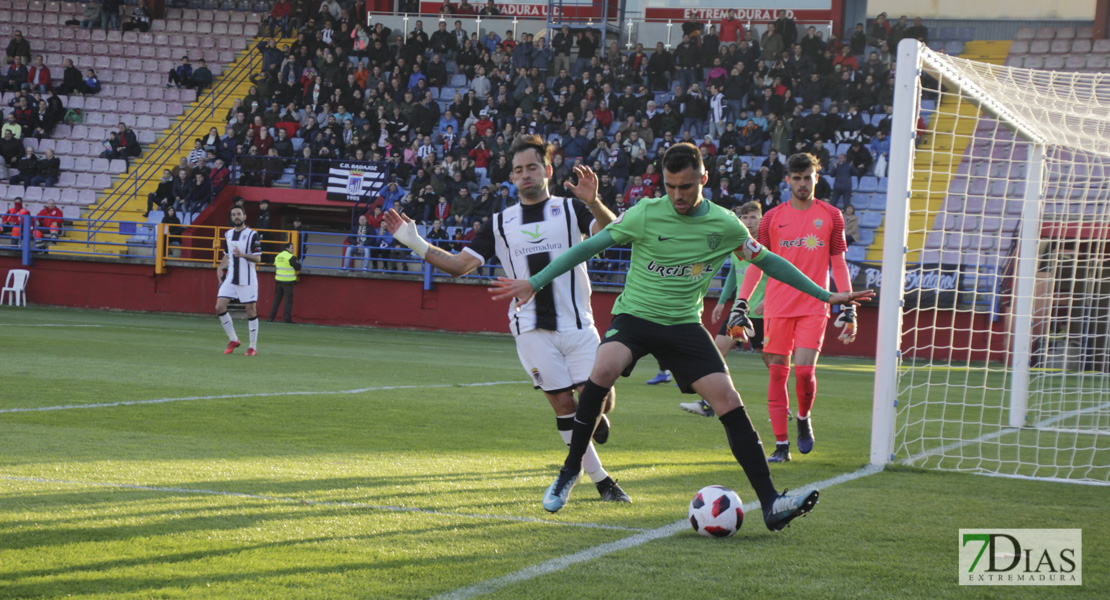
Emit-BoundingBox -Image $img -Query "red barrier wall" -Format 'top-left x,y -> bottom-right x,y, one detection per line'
1,255 -> 1014,362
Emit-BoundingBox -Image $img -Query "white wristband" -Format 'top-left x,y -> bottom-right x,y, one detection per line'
411,237 -> 430,259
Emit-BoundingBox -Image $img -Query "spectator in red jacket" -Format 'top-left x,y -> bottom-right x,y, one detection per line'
36,199 -> 63,238
268,0 -> 292,38
26,55 -> 50,94
719,9 -> 744,43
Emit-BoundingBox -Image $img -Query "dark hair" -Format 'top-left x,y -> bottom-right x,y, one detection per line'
661,142 -> 704,174
508,133 -> 552,167
786,152 -> 820,174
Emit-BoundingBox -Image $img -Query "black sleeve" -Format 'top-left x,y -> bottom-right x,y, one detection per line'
249,231 -> 262,255
570,198 -> 594,234
289,256 -> 302,271
466,218 -> 497,260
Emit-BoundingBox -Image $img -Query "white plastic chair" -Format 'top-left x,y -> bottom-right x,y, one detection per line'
1,269 -> 29,306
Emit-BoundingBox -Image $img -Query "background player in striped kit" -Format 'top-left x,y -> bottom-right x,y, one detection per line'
215,205 -> 262,357
383,135 -> 631,503
734,152 -> 860,463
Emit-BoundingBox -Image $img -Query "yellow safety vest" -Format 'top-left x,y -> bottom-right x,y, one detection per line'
274,251 -> 297,282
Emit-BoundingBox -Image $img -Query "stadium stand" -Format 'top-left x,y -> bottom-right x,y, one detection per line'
0,0 -> 263,245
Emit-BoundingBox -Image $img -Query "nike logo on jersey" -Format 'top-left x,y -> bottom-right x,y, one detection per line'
778,224 -> 789,228
658,235 -> 675,241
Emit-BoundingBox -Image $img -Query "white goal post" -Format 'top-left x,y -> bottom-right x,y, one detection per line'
870,39 -> 1110,485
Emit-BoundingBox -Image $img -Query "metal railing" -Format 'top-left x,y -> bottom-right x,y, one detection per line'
3,214 -> 155,264
154,223 -> 298,274
89,40 -> 263,239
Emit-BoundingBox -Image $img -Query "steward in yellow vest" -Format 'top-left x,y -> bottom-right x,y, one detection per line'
269,241 -> 301,323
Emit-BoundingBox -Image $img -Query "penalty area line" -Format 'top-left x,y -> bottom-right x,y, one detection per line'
0,475 -> 647,533
431,464 -> 885,600
0,381 -> 530,414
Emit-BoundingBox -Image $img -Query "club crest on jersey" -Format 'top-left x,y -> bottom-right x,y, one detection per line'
706,232 -> 722,250
531,368 -> 543,386
813,219 -> 824,229
551,205 -> 562,217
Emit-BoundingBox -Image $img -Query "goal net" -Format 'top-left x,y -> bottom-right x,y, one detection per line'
870,40 -> 1110,485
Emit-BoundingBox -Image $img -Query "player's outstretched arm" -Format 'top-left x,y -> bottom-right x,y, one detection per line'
383,209 -> 481,276
750,250 -> 875,306
488,229 -> 617,302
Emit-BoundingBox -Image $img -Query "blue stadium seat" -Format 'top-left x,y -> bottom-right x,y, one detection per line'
856,229 -> 875,246
939,27 -> 957,41
868,194 -> 887,210
945,41 -> 965,55
450,74 -> 467,88
860,211 -> 884,229
858,176 -> 879,193
846,246 -> 867,261
850,196 -> 869,210
850,176 -> 860,191
438,87 -> 455,101
958,27 -> 975,42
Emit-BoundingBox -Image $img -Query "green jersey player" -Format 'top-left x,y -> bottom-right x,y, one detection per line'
491,143 -> 873,530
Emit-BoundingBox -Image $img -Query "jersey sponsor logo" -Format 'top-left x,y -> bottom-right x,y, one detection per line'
512,241 -> 564,257
707,232 -> 722,250
780,235 -> 826,250
521,224 -> 544,240
813,219 -> 824,229
742,237 -> 764,260
646,260 -> 715,280
531,367 -> 543,386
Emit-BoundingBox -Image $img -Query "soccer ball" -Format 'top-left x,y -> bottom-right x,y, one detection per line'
688,485 -> 744,538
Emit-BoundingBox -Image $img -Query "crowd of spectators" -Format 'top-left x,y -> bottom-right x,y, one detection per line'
0,26 -> 126,206
226,4 -> 929,251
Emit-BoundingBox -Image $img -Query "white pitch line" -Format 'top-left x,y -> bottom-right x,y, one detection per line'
0,475 -> 647,533
431,464 -> 885,600
0,381 -> 529,414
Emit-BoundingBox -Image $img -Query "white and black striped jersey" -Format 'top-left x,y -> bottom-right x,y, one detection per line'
224,226 -> 262,286
464,196 -> 595,336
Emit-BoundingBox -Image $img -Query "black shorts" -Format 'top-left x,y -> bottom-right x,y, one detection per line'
601,313 -> 726,394
716,316 -> 765,350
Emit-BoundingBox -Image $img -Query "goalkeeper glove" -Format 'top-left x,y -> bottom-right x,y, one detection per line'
834,305 -> 857,343
727,299 -> 755,341
391,217 -> 431,258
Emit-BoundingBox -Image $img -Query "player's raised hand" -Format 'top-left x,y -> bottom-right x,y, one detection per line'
564,164 -> 599,205
827,289 -> 875,307
383,209 -> 430,258
489,277 -> 536,306
382,208 -> 411,235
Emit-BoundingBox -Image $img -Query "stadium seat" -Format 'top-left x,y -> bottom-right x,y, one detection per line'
860,211 -> 883,228
1034,26 -> 1057,39
855,229 -> 875,246
858,177 -> 879,193
845,246 -> 866,262
1049,40 -> 1070,55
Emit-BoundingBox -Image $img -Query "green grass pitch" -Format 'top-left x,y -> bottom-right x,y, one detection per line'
0,306 -> 1106,599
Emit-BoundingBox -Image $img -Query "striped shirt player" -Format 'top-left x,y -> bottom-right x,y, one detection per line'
216,206 -> 263,356
737,152 -> 858,463
383,134 -> 632,503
